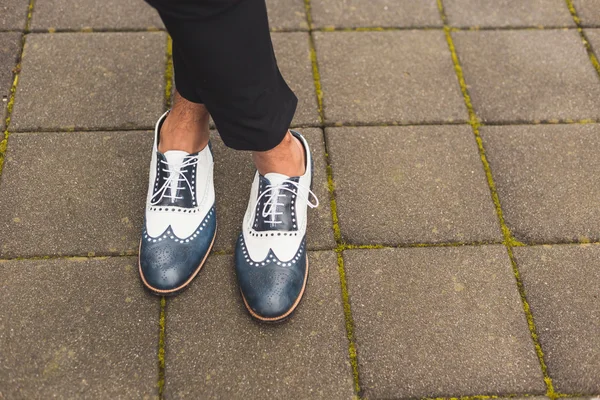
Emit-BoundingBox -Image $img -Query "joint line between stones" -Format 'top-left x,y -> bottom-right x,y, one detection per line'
1,25 -> 592,34
157,297 -> 166,399
158,30 -> 170,394
316,25 -> 579,32
7,240 -> 600,263
421,393 -> 598,400
0,0 -> 35,181
564,0 -> 600,78
164,35 -> 173,110
7,119 -> 600,135
303,0 -> 362,396
436,0 -> 556,397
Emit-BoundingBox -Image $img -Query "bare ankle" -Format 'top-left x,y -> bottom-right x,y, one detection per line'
158,91 -> 211,154
252,131 -> 306,177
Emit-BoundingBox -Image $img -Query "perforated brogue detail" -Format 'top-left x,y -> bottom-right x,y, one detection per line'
140,206 -> 216,291
235,233 -> 307,319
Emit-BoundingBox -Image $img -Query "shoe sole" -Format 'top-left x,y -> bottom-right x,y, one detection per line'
239,256 -> 309,323
138,224 -> 217,296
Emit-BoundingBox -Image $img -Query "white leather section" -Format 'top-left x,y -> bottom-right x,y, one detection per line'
144,111 -> 215,239
263,172 -> 289,186
145,111 -> 168,203
242,133 -> 313,262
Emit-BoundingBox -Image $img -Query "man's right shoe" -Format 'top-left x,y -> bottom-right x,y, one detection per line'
234,131 -> 318,322
138,111 -> 217,295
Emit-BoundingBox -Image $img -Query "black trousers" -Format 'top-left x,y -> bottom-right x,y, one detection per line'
145,0 -> 298,151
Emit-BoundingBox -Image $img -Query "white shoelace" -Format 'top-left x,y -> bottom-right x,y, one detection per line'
254,179 -> 319,227
151,156 -> 199,205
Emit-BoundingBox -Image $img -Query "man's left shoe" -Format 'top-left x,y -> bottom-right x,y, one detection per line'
235,131 -> 318,322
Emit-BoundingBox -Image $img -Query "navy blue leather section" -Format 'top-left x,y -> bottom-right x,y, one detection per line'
140,205 -> 216,291
150,152 -> 200,209
234,234 -> 307,319
253,176 -> 299,232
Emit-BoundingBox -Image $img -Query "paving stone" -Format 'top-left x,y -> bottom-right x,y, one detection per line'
314,31 -> 467,125
212,128 -> 335,252
31,0 -> 163,31
310,0 -> 441,29
514,245 -> 600,392
497,398 -> 550,400
0,0 -> 29,31
562,398 -> 600,400
11,32 -> 166,132
0,127 -> 333,258
481,124 -> 600,243
573,0 -> 600,26
327,126 -> 501,245
165,252 -> 354,399
267,0 -> 308,31
453,30 -> 600,123
586,29 -> 600,54
0,130 -> 152,258
444,0 -> 574,28
0,256 -> 159,399
272,32 -> 320,126
344,246 -> 546,398
29,0 -> 309,31
0,33 -> 22,131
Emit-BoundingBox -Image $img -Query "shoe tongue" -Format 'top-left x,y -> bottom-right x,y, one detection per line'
162,150 -> 191,200
264,172 -> 290,186
163,150 -> 189,166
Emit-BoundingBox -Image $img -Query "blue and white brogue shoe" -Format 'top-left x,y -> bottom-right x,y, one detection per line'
235,131 -> 319,322
139,111 -> 217,294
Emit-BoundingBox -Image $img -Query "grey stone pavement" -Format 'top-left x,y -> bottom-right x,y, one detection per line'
2,0 -> 600,399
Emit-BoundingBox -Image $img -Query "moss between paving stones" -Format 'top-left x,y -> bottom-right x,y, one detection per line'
304,0 -> 362,395
157,297 -> 166,398
0,0 -> 33,182
164,35 -> 173,110
437,0 -> 556,397
565,0 -> 600,76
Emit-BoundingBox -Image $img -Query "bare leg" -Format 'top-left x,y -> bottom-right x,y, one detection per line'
252,131 -> 306,177
158,91 -> 211,154
163,91 -> 303,176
